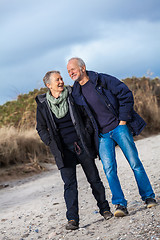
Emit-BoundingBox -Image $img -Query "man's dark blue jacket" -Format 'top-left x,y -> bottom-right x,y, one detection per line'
72,71 -> 146,151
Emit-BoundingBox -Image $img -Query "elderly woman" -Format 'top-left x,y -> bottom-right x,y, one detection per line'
35,70 -> 112,230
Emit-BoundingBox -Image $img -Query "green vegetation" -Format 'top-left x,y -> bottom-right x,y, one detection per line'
0,88 -> 47,128
0,77 -> 160,133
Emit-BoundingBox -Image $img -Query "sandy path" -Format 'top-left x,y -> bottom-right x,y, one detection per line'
0,135 -> 160,240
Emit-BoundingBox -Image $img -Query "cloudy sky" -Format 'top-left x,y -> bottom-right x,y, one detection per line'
0,0 -> 160,105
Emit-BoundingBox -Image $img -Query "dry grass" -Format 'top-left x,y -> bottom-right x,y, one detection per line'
134,89 -> 160,132
0,127 -> 53,167
0,127 -> 55,183
124,77 -> 160,134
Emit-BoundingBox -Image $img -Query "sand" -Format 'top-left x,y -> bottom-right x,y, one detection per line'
0,134 -> 160,240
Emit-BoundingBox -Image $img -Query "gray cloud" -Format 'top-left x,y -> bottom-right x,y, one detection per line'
0,0 -> 160,104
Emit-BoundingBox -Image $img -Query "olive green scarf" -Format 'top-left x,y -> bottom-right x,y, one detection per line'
46,87 -> 68,119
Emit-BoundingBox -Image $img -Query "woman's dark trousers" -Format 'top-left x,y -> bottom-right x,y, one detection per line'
60,142 -> 110,223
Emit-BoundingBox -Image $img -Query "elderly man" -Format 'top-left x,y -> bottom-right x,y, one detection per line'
67,57 -> 157,217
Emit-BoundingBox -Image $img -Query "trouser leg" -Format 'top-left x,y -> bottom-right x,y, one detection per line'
113,125 -> 155,201
99,132 -> 127,206
60,166 -> 79,222
78,150 -> 110,215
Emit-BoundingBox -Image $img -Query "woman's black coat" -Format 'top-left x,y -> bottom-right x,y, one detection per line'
35,87 -> 96,169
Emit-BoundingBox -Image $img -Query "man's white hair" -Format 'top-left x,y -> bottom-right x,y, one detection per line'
68,57 -> 86,69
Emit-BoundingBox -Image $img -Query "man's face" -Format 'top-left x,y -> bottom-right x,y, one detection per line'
67,59 -> 84,82
47,73 -> 64,93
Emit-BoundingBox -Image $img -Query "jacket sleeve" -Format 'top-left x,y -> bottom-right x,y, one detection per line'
77,105 -> 94,135
36,105 -> 51,146
104,74 -> 134,121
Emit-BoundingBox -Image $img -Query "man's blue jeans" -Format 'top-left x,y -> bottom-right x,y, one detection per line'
99,125 -> 155,207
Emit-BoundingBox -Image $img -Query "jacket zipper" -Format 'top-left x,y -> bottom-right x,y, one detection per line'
95,86 -> 118,119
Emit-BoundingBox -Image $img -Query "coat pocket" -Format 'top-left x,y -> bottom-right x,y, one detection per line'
127,110 -> 146,136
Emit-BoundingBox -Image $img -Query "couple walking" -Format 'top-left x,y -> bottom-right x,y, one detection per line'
35,57 -> 157,230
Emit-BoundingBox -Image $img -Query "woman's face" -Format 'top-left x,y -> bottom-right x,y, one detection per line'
47,73 -> 64,94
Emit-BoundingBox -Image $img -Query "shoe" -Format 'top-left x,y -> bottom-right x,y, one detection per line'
103,210 -> 113,220
65,220 -> 79,230
114,204 -> 128,217
145,198 -> 157,208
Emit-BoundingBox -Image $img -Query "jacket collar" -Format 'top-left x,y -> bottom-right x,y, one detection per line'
72,70 -> 99,105
73,71 -> 98,94
87,70 -> 98,85
35,93 -> 47,104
